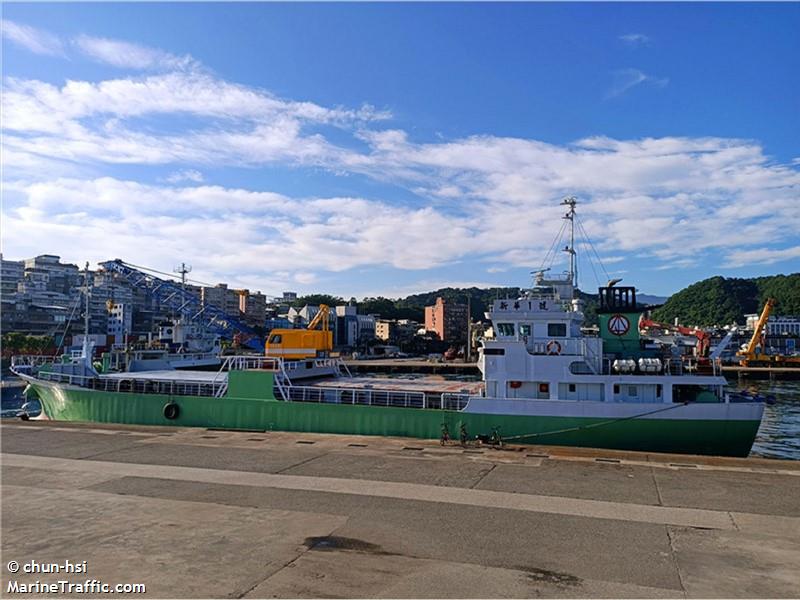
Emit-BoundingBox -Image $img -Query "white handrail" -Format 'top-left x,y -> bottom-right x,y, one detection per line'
280,385 -> 427,409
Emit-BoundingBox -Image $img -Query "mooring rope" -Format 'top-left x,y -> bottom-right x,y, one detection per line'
501,401 -> 690,442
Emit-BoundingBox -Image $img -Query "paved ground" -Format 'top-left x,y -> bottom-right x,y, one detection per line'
2,421 -> 799,598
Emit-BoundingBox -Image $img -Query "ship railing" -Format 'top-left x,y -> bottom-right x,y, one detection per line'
273,361 -> 292,402
280,385 -> 427,409
10,355 -> 57,368
283,358 -> 328,370
160,351 -> 219,362
34,370 -> 226,397
209,355 -> 281,398
337,359 -> 353,378
218,355 -> 282,372
280,358 -> 350,374
599,358 -> 722,377
439,393 -> 472,411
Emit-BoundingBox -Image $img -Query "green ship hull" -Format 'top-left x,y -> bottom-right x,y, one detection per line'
28,370 -> 761,457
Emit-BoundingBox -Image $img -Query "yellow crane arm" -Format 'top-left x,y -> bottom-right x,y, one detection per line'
306,304 -> 330,332
741,298 -> 775,358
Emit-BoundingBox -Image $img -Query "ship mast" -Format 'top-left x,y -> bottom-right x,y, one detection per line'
561,196 -> 578,293
174,262 -> 192,323
81,262 -> 92,359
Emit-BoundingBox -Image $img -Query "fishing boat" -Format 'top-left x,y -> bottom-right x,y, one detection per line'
10,198 -> 767,456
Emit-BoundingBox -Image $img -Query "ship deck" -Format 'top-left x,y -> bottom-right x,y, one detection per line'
307,375 -> 484,396
102,370 -> 223,383
100,370 -> 485,396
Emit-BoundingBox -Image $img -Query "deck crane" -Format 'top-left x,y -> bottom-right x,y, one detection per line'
264,304 -> 334,360
639,317 -> 711,358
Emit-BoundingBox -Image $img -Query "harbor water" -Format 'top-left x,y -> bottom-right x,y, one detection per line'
2,374 -> 798,460
743,380 -> 800,460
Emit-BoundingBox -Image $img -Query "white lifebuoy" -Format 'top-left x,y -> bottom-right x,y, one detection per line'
546,340 -> 562,355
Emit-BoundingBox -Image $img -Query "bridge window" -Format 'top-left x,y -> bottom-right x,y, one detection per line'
497,323 -> 515,337
268,334 -> 282,344
483,348 -> 505,355
519,324 -> 531,336
547,323 -> 567,337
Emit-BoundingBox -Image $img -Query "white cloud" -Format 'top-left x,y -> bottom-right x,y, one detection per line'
619,33 -> 650,46
1,19 -> 65,57
606,69 -> 668,99
293,272 -> 318,285
2,71 -> 389,170
724,246 -> 800,268
4,129 -> 799,294
165,169 -> 204,184
2,27 -> 798,289
73,34 -> 198,71
1,178 -> 481,291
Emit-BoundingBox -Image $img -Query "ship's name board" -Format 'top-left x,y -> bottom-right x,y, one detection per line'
492,299 -> 557,312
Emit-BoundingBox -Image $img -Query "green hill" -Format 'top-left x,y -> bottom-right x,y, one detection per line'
650,274 -> 800,327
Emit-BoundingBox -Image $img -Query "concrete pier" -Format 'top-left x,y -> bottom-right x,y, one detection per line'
2,421 -> 799,598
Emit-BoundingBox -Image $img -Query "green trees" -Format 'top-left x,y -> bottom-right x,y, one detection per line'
651,273 -> 800,327
1,333 -> 56,357
287,272 -> 798,330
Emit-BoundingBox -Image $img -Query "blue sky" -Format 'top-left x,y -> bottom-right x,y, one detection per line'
2,2 -> 798,299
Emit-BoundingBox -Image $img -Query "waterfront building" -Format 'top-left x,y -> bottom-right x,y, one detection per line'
201,283 -> 240,315
107,303 -> 133,345
375,319 -> 395,341
333,305 -> 376,348
1,254 -> 24,297
265,317 -> 292,334
90,271 -> 134,335
424,297 -> 469,343
375,318 -> 422,342
23,255 -> 81,296
237,289 -> 267,327
2,255 -> 81,336
1,296 -> 70,337
745,314 -> 800,336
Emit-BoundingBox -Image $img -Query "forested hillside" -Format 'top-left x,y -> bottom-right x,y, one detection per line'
650,274 -> 800,326
289,273 -> 798,329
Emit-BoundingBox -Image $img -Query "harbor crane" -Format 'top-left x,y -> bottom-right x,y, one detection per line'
737,298 -> 800,367
265,304 -> 334,360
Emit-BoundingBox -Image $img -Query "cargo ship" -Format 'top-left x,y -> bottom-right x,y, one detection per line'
10,199 -> 768,456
